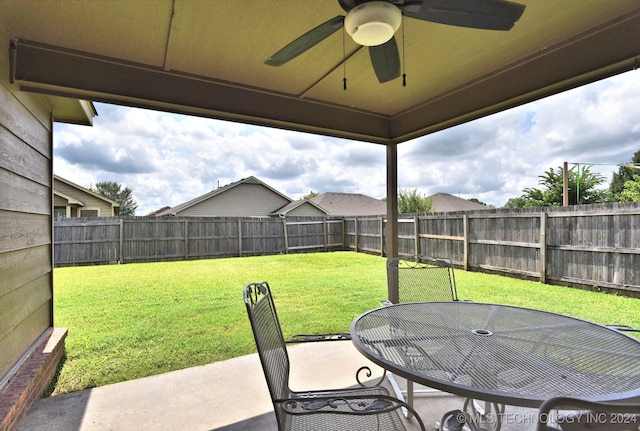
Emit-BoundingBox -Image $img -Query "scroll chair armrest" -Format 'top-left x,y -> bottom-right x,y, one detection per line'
276,393 -> 426,431
287,332 -> 351,343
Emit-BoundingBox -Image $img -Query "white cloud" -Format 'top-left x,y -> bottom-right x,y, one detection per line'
53,70 -> 640,214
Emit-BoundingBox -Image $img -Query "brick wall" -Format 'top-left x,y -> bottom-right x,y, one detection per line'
0,328 -> 67,431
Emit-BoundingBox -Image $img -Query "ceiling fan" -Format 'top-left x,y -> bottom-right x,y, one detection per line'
265,0 -> 526,83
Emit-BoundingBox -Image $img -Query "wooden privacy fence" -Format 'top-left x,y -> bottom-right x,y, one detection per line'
343,202 -> 640,297
54,216 -> 344,265
54,202 -> 640,296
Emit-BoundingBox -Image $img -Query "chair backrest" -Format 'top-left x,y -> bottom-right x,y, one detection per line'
243,281 -> 291,427
537,397 -> 640,431
387,256 -> 458,303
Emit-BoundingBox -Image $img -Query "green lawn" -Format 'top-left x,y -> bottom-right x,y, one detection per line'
50,251 -> 639,396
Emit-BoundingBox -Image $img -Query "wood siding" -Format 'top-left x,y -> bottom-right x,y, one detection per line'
0,47 -> 53,380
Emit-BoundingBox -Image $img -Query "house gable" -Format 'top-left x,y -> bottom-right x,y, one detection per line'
271,199 -> 328,217
159,176 -> 292,217
53,175 -> 119,217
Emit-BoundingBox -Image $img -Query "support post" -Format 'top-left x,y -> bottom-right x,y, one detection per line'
387,142 -> 399,303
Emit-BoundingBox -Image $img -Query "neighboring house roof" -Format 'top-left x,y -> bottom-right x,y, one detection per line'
271,199 -> 328,217
146,206 -> 171,217
53,175 -> 120,215
53,189 -> 83,206
428,193 -> 487,212
310,192 -> 386,217
154,176 -> 292,217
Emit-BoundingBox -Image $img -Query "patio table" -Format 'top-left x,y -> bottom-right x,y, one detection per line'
350,302 -> 640,410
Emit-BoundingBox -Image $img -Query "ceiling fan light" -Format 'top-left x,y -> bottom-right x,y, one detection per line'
344,1 -> 401,47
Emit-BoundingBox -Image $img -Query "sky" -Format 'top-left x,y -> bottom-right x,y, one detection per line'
53,70 -> 640,216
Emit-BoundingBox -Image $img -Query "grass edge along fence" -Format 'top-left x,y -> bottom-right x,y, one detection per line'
54,202 -> 640,297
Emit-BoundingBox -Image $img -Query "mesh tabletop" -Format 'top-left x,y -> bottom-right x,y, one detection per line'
350,302 -> 640,408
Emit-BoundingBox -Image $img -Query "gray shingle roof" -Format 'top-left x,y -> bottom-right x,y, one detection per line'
310,192 -> 386,217
428,193 -> 487,212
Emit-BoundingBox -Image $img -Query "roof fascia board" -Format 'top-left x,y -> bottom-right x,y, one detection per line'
391,10 -> 640,142
10,39 -> 392,144
53,190 -> 84,206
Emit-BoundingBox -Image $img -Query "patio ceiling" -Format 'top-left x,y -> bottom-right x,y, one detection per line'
2,0 -> 640,144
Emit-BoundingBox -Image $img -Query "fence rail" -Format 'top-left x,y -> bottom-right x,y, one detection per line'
54,202 -> 640,297
54,216 -> 345,265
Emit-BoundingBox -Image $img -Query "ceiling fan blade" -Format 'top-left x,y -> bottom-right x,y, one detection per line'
369,37 -> 400,83
265,16 -> 345,66
403,0 -> 525,31
338,0 -> 358,13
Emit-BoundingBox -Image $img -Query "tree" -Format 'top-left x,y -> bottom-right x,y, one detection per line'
303,191 -> 319,199
505,165 -> 608,208
610,150 -> 640,201
468,198 -> 490,207
397,188 -> 433,213
618,174 -> 640,202
92,181 -> 138,216
503,196 -> 533,209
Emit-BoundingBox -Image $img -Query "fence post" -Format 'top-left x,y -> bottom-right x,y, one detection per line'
119,218 -> 124,264
184,219 -> 189,260
283,218 -> 289,254
414,215 -> 419,256
355,218 -> 359,252
539,212 -> 547,283
341,218 -> 346,251
238,219 -> 243,257
463,215 -> 469,271
380,217 -> 385,257
323,218 -> 328,251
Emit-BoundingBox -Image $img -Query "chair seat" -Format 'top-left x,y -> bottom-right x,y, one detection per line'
244,281 -> 426,431
284,386 -> 408,431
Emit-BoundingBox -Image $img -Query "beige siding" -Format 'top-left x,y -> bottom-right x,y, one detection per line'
54,178 -> 116,217
286,204 -> 326,217
0,30 -> 54,379
179,183 -> 290,217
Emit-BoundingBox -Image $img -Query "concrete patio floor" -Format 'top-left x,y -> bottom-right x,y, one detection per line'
17,341 -> 541,431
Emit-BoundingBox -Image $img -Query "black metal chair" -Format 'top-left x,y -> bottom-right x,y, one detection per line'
244,281 -> 426,431
536,397 -> 640,431
384,257 -> 460,410
385,256 -> 459,305
385,256 -> 500,428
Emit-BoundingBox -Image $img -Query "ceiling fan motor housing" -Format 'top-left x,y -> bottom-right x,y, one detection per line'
344,1 -> 402,46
